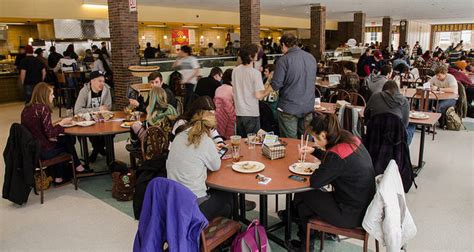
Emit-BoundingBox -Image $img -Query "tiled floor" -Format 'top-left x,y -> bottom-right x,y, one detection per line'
1,102 -> 473,251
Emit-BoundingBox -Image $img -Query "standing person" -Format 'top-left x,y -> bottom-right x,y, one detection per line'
206,43 -> 216,56
34,48 -> 48,68
21,83 -> 85,184
143,42 -> 157,59
63,44 -> 78,61
47,46 -> 63,69
19,45 -> 46,103
214,69 -> 236,139
101,41 -> 110,59
74,71 -> 112,162
54,51 -> 77,73
412,41 -> 422,59
194,67 -> 222,98
83,49 -> 94,64
232,43 -> 270,137
14,46 -> 26,70
167,110 -> 233,221
287,113 -> 375,250
173,45 -> 200,108
271,33 -> 316,139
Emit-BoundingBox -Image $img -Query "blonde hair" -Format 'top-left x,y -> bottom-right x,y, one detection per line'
187,110 -> 216,147
146,86 -> 168,117
26,82 -> 53,109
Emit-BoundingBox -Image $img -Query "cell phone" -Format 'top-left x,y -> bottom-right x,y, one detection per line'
127,86 -> 138,100
218,147 -> 228,159
288,175 -> 307,182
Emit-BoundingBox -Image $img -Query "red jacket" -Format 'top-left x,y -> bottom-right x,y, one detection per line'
21,104 -> 64,152
214,84 -> 236,139
448,67 -> 473,87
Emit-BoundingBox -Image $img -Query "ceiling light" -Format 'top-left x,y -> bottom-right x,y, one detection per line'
82,4 -> 108,9
217,36 -> 221,39
277,36 -> 281,40
211,26 -> 226,29
183,25 -> 199,28
0,22 -> 25,25
147,24 -> 167,28
141,35 -> 145,40
200,35 -> 204,39
267,36 -> 271,39
163,35 -> 168,39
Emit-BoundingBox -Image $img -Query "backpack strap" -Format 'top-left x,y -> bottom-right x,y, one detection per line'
242,229 -> 260,252
256,226 -> 270,252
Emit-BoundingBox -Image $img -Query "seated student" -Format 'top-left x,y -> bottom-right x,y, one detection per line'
21,83 -> 85,184
365,80 -> 415,145
362,50 -> 383,76
392,53 -> 411,73
429,65 -> 458,120
166,110 -> 233,221
286,113 -> 375,250
339,61 -> 360,92
194,67 -> 223,99
214,69 -> 236,140
367,64 -> 393,95
74,71 -> 112,162
129,71 -> 177,112
127,87 -> 178,151
54,51 -> 77,73
171,96 -> 224,144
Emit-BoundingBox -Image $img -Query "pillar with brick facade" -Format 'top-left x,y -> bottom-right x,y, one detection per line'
382,17 -> 393,49
107,0 -> 141,109
239,0 -> 260,46
399,19 -> 408,46
310,4 -> 326,61
353,12 -> 366,46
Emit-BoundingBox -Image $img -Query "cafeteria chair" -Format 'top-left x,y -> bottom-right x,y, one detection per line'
305,219 -> 379,252
348,92 -> 367,107
328,89 -> 350,103
200,217 -> 242,252
410,90 -> 439,140
55,72 -> 76,117
129,126 -> 170,169
37,153 -> 78,204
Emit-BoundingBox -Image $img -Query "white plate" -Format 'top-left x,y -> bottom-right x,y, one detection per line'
314,106 -> 327,111
61,123 -> 76,128
232,161 -> 265,174
289,162 -> 320,176
120,122 -> 137,128
75,121 -> 96,127
410,112 -> 430,120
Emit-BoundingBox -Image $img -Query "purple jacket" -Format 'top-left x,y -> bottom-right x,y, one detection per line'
133,178 -> 208,252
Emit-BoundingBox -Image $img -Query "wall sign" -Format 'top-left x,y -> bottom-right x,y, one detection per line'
172,29 -> 190,46
129,0 -> 137,12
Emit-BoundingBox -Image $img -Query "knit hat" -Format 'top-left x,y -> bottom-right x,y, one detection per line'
90,71 -> 105,80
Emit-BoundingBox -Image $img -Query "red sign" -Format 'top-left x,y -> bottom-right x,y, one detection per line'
172,29 -> 190,46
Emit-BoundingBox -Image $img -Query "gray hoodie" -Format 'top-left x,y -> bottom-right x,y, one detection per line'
367,73 -> 389,94
74,82 -> 112,114
365,90 -> 410,127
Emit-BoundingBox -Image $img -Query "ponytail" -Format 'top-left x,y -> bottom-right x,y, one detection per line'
187,110 -> 216,147
310,112 -> 356,150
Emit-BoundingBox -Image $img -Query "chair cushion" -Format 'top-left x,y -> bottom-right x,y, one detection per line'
308,218 -> 366,240
203,217 -> 241,250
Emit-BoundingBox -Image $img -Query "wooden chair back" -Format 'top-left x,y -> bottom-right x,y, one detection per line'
348,92 -> 367,107
328,89 -> 350,103
141,126 -> 169,161
410,89 -> 439,112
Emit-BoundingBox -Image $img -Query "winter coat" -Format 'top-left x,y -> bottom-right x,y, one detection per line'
214,84 -> 236,139
2,123 -> 40,205
363,160 -> 417,252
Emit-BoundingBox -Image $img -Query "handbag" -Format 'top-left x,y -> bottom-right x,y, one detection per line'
34,170 -> 53,191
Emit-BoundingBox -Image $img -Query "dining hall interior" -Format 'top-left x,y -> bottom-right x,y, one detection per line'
0,0 -> 473,251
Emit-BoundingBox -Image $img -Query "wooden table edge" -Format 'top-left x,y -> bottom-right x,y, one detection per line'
206,182 -> 314,195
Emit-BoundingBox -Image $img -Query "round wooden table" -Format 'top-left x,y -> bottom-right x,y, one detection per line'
206,138 -> 316,248
64,111 -> 139,168
403,88 -> 459,100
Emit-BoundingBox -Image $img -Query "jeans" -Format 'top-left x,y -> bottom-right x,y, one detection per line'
236,116 -> 260,137
40,135 -> 80,179
198,189 -> 233,221
277,111 -> 313,139
406,124 -> 416,145
24,85 -> 33,103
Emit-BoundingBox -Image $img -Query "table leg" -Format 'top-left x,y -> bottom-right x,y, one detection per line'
259,195 -> 268,228
239,193 -> 246,221
105,135 -> 115,166
232,193 -> 239,221
285,194 -> 292,242
80,137 -> 90,169
416,125 -> 426,174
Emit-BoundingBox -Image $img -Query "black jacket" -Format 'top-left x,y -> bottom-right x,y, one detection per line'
194,77 -> 221,98
363,113 -> 414,193
133,156 -> 167,219
3,123 -> 40,205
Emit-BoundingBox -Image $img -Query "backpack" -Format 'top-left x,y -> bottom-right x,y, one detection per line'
232,220 -> 271,252
111,161 -> 136,201
445,106 -> 465,131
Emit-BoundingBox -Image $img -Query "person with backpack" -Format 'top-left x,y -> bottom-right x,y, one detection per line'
285,113 -> 375,250
429,65 -> 459,124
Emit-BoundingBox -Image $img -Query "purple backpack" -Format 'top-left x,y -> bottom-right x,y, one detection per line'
231,220 -> 271,252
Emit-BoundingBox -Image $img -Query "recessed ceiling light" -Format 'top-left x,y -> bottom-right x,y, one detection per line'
182,25 -> 199,28
147,24 -> 167,28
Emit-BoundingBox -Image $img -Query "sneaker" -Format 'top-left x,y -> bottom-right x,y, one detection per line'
126,143 -> 140,152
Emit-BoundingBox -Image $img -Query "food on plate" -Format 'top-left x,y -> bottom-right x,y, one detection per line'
241,162 -> 257,170
292,163 -> 317,174
121,121 -> 135,127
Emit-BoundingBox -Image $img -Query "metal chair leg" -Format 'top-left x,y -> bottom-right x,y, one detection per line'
39,166 -> 44,204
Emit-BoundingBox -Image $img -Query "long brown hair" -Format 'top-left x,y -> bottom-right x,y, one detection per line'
187,110 -> 216,147
26,82 -> 53,109
309,112 -> 357,150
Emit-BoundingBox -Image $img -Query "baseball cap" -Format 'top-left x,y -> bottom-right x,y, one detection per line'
89,71 -> 105,80
34,48 -> 45,54
373,50 -> 383,60
24,45 -> 34,54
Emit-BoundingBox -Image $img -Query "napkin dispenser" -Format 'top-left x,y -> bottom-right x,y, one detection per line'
262,142 -> 286,160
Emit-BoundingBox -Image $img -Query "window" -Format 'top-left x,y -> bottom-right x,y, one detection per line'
370,32 -> 377,42
461,30 -> 472,43
439,32 -> 451,42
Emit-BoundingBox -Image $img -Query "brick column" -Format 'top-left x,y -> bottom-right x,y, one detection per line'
107,0 -> 141,109
399,19 -> 409,46
353,12 -> 366,46
310,4 -> 326,61
239,0 -> 260,45
382,17 -> 393,49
